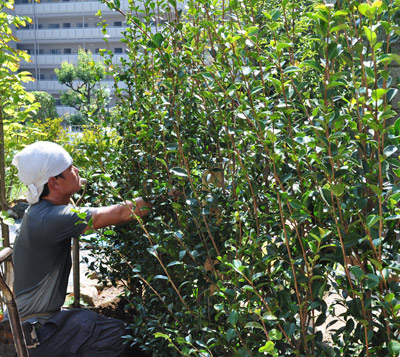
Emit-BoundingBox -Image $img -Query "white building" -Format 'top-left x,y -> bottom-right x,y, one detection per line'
13,0 -> 130,116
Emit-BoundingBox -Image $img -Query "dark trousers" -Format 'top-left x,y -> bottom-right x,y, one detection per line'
28,309 -> 128,357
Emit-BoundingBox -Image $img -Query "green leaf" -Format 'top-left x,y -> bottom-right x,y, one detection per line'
384,145 -> 397,157
0,211 -> 15,226
229,310 -> 239,326
350,266 -> 364,281
330,183 -> 344,197
103,230 -> 116,236
363,26 -> 377,46
388,341 -> 400,356
368,184 -> 382,196
153,275 -> 169,280
226,329 -> 236,342
359,3 -> 378,18
269,328 -> 283,341
246,26 -> 259,36
289,199 -> 303,210
371,88 -> 389,101
233,259 -> 242,269
152,33 -> 164,48
171,167 -> 188,177
229,0 -> 238,10
384,293 -> 394,302
284,66 -> 301,74
385,215 -> 400,221
392,54 -> 400,65
327,43 -> 340,60
259,341 -> 275,353
277,42 -> 293,51
166,261 -> 182,267
244,322 -> 264,330
300,60 -> 324,74
262,11 -> 272,20
154,332 -> 171,341
366,215 -> 381,228
365,273 -> 380,289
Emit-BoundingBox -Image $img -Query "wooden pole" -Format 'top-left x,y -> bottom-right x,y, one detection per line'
0,248 -> 28,357
72,237 -> 80,307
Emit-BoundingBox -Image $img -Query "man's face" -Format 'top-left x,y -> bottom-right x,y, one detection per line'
56,165 -> 82,196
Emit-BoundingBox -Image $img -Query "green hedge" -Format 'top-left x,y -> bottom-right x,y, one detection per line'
83,0 -> 400,355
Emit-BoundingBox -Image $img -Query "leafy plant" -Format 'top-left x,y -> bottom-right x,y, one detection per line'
80,0 -> 400,355
0,0 -> 39,245
30,91 -> 59,122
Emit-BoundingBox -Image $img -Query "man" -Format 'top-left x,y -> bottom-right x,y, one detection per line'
10,141 -> 152,356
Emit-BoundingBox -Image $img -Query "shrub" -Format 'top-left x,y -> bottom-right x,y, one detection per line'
85,0 -> 400,355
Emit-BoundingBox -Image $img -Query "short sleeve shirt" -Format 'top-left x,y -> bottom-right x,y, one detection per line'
13,200 -> 94,317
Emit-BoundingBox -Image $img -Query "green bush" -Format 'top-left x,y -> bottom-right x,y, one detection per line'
84,0 -> 400,355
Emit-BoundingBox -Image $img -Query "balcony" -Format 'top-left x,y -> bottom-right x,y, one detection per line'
20,54 -> 129,68
15,27 -> 124,42
24,80 -> 125,93
14,0 -> 130,17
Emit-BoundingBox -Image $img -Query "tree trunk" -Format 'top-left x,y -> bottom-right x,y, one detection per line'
0,107 -> 10,248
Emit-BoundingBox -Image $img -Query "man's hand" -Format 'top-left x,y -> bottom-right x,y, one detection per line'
133,197 -> 153,218
168,188 -> 182,201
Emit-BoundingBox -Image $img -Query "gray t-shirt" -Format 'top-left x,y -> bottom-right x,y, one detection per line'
13,199 -> 94,318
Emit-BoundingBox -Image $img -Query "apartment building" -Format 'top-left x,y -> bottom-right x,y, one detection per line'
13,0 -> 130,116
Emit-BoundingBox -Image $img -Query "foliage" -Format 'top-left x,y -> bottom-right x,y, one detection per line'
67,112 -> 85,126
63,123 -> 123,206
0,0 -> 39,243
80,0 -> 400,355
30,91 -> 58,122
55,48 -> 110,123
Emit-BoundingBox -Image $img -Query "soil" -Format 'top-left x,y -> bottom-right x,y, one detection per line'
88,284 -> 152,357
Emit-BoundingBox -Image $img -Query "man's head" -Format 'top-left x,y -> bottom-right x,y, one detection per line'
12,141 -> 73,204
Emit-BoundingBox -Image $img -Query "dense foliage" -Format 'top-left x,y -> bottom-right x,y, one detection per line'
30,91 -> 58,122
0,0 -> 43,243
79,0 -> 400,355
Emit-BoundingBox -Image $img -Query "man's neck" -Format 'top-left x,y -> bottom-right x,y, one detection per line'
42,194 -> 71,206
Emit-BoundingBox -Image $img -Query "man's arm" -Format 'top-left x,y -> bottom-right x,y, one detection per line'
83,198 -> 152,232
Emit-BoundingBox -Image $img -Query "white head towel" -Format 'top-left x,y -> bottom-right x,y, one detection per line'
12,141 -> 73,204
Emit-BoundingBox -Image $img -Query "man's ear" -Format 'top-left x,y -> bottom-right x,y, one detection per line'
47,177 -> 59,190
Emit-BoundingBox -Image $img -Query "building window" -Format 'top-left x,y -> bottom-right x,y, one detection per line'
50,74 -> 58,80
115,48 -> 123,54
114,21 -> 122,27
37,24 -> 43,29
50,49 -> 61,54
39,74 -> 45,80
36,49 -> 44,55
64,48 -> 72,54
77,23 -> 88,28
63,23 -> 71,28
49,24 -> 60,29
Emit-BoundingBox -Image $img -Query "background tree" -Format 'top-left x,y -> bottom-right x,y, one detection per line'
0,0 -> 38,247
55,48 -> 110,124
31,91 -> 58,122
